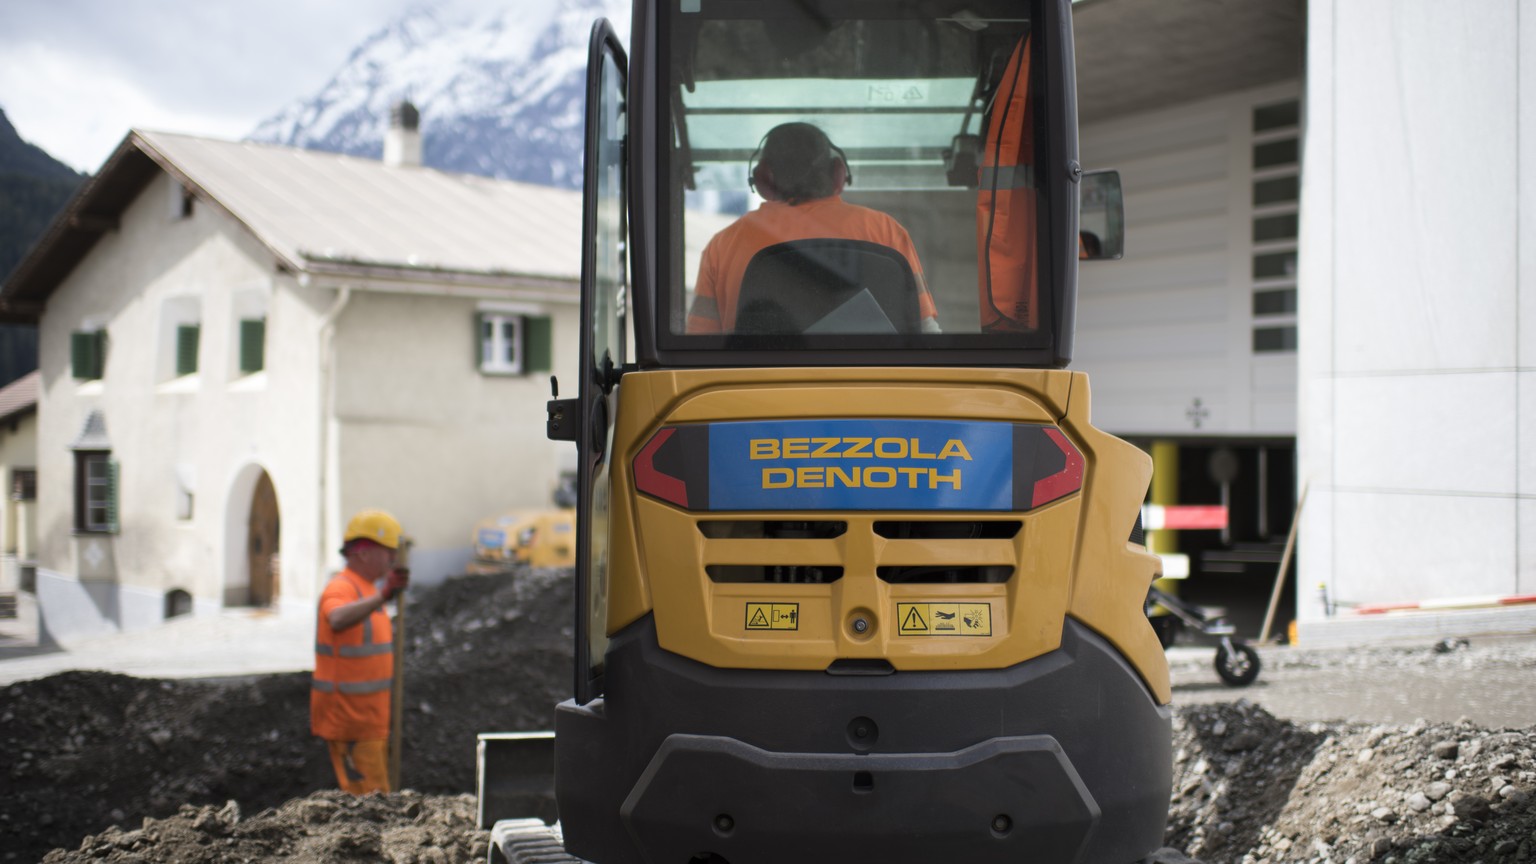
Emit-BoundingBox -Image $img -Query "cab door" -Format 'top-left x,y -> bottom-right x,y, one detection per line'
573,19 -> 628,704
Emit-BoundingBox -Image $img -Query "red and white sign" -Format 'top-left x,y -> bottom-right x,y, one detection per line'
1141,504 -> 1228,531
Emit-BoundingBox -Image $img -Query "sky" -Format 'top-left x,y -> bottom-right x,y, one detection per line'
0,0 -> 552,174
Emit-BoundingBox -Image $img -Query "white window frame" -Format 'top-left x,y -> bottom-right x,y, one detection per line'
78,452 -> 115,534
480,312 -> 525,375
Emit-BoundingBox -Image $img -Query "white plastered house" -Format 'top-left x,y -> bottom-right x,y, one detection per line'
0,370 -> 39,613
0,123 -> 583,643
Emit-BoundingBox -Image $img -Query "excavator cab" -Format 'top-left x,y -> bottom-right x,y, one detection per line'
528,2 -> 1171,863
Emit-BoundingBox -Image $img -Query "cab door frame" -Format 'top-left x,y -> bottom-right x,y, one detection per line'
572,19 -> 629,705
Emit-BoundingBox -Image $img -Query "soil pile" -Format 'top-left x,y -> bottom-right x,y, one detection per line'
399,568 -> 573,793
40,792 -> 485,864
1168,700 -> 1536,863
0,567 -> 570,864
0,671 -> 330,862
5,569 -> 1535,864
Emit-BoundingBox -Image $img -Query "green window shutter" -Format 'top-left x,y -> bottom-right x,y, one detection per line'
71,332 -> 92,379
475,312 -> 487,370
239,319 -> 266,373
106,459 -> 120,534
522,315 -> 553,374
175,324 -> 200,376
71,330 -> 104,380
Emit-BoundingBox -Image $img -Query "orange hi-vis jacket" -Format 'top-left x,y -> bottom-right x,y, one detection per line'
977,34 -> 1039,332
687,195 -> 938,333
312,568 -> 394,741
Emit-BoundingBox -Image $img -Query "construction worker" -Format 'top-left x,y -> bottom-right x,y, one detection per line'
312,509 -> 410,794
686,121 -> 940,334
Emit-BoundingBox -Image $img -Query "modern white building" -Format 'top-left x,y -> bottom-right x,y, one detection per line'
1071,0 -> 1534,641
0,116 -> 584,643
1070,0 -> 1306,636
1295,0 -> 1535,641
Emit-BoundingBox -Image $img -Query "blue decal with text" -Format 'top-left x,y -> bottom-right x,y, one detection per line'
708,419 -> 1013,511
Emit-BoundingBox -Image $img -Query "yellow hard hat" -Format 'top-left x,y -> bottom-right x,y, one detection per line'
344,509 -> 402,550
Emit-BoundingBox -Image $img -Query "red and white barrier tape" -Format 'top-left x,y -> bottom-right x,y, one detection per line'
1352,594 -> 1536,616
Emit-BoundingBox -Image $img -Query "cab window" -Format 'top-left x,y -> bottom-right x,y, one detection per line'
660,0 -> 1048,351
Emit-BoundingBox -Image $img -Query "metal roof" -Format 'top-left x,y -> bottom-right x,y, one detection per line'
0,370 -> 38,426
0,131 -> 584,322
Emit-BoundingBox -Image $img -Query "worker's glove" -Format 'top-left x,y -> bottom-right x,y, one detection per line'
381,568 -> 410,601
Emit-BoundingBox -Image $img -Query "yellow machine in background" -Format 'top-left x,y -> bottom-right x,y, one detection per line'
468,509 -> 576,572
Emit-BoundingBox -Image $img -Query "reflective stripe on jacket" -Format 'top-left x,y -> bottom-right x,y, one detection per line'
311,568 -> 393,740
977,35 -> 1039,332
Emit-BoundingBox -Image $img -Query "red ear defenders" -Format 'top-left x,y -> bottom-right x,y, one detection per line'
746,130 -> 852,197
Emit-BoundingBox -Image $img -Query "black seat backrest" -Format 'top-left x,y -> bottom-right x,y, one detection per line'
734,239 -> 921,335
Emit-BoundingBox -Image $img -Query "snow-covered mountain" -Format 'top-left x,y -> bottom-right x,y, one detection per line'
249,0 -> 630,188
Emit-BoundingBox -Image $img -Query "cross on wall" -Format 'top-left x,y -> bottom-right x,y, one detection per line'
1186,398 -> 1209,430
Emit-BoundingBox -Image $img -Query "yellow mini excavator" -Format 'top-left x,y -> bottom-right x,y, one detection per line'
478,1 -> 1171,862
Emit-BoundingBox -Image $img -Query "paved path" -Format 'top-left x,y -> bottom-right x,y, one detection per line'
0,593 -> 313,686
4,592 -> 1532,731
1168,638 -> 1536,728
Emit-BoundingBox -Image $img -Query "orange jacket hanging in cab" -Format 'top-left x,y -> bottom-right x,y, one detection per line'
978,36 -> 1039,332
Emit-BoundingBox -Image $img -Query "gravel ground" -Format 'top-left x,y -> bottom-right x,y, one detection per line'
1169,637 -> 1536,727
1168,700 -> 1536,864
4,570 -> 1534,864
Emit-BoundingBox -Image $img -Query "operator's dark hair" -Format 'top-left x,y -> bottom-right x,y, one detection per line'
339,537 -> 378,557
757,122 -> 843,204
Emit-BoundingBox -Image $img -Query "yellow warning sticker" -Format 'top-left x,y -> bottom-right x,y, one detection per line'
745,603 -> 800,631
897,603 -> 992,636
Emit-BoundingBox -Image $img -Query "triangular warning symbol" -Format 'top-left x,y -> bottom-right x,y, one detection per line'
901,607 -> 928,632
749,608 -> 770,628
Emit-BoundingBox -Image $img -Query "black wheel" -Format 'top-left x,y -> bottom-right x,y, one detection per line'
1214,641 -> 1260,687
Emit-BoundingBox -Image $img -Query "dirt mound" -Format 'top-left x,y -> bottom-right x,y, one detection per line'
1169,700 -> 1536,863
0,670 -> 331,862
399,568 -> 572,793
6,569 -> 1535,864
40,791 -> 485,864
0,567 -> 571,864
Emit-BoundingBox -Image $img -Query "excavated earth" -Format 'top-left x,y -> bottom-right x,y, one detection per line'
1,568 -> 1532,864
1,568 -> 570,864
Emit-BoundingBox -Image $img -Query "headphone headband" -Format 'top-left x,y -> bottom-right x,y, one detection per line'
748,123 -> 853,201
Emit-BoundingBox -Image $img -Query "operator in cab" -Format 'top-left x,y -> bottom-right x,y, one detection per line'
686,122 -> 941,334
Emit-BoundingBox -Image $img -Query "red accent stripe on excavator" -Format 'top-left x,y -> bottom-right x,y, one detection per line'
1031,427 -> 1083,508
635,427 -> 689,507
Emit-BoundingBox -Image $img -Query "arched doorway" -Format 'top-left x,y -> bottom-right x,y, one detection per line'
247,471 -> 280,606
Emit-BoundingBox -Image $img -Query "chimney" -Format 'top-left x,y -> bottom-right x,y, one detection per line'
384,100 -> 422,167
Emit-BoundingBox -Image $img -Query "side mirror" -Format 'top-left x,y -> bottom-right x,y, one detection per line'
1079,170 -> 1125,261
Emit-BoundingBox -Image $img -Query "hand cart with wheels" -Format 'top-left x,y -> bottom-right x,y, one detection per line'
1145,585 -> 1261,687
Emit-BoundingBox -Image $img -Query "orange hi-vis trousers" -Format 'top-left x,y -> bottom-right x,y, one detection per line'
326,738 -> 390,795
